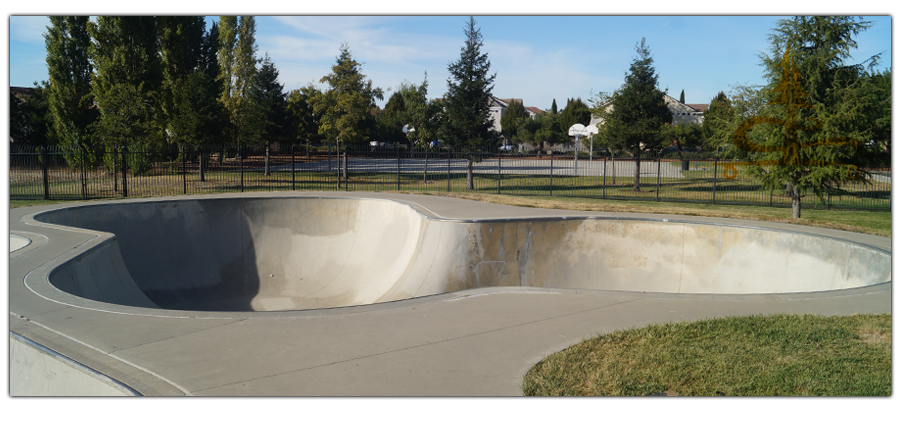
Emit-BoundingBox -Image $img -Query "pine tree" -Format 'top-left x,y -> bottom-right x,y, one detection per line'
550,99 -> 558,114
443,16 -> 500,189
252,54 -> 289,145
312,44 -> 384,149
701,91 -> 733,154
44,16 -> 98,167
679,89 -> 685,103
741,16 -> 877,218
596,38 -> 672,191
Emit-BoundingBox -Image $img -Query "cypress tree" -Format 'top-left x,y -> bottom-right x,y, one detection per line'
44,16 -> 97,167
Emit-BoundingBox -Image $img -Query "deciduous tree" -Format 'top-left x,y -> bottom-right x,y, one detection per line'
44,16 -> 98,166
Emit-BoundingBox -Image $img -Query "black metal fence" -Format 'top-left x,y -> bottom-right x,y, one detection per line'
9,144 -> 890,211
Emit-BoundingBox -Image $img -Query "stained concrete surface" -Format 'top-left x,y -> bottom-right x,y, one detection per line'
8,192 -> 892,395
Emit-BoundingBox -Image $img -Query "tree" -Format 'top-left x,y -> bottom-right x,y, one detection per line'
499,99 -> 528,142
157,16 -> 207,153
404,73 -> 443,181
741,16 -> 877,218
11,84 -> 52,145
679,89 -> 685,103
376,83 -> 416,145
217,16 -> 260,150
662,121 -> 703,163
533,111 -> 566,154
252,54 -> 289,145
443,16 -> 500,189
44,16 -> 98,167
89,16 -> 164,172
595,38 -> 672,191
286,85 -> 323,146
313,44 -> 384,151
558,97 -> 592,153
550,99 -> 558,114
701,91 -> 733,154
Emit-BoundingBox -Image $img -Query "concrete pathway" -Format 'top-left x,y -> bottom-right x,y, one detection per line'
8,192 -> 891,396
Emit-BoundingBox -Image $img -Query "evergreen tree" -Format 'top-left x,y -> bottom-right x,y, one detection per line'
701,91 -> 734,154
404,73 -> 443,181
251,54 -> 289,145
499,99 -> 528,142
550,99 -> 558,114
742,16 -> 877,218
596,38 -> 672,191
679,89 -> 685,103
44,16 -> 98,167
10,84 -> 52,145
443,16 -> 500,189
377,84 -> 415,144
312,44 -> 384,150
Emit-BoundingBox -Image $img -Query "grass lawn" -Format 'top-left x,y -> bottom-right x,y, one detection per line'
523,314 -> 891,396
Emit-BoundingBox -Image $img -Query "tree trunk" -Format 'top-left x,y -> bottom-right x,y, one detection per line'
633,156 -> 641,191
264,145 -> 270,176
423,151 -> 429,182
791,183 -> 802,219
466,159 -> 474,190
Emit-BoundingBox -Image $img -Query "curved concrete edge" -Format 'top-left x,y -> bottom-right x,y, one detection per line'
8,192 -> 892,396
9,331 -> 140,396
11,191 -> 892,319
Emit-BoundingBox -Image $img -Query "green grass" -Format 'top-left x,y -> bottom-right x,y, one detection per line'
523,314 -> 891,396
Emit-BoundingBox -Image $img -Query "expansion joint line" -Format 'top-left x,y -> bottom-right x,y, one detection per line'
194,296 -> 646,393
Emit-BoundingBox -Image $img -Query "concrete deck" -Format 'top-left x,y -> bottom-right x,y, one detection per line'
8,192 -> 892,396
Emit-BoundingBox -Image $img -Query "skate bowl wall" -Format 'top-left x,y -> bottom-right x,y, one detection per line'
35,197 -> 891,312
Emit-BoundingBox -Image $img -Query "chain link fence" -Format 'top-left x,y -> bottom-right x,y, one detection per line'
9,144 -> 890,211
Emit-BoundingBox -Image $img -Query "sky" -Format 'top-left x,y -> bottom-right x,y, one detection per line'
6,12 -> 892,111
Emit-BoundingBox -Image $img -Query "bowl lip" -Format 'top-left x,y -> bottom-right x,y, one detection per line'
15,193 -> 892,319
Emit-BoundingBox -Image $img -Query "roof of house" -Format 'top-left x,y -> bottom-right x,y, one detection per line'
525,106 -> 543,115
686,103 -> 708,113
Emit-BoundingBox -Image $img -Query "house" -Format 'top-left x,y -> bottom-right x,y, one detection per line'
590,92 -> 708,127
488,97 -> 543,133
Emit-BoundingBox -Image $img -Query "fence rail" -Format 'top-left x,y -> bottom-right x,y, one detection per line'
9,144 -> 890,211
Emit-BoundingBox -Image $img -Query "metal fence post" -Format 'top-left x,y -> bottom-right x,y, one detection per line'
182,145 -> 187,194
656,153 -> 661,202
602,155 -> 607,199
447,148 -> 451,192
81,147 -> 87,200
41,146 -> 49,200
344,151 -> 349,191
712,158 -> 717,205
549,152 -> 554,197
397,145 -> 401,191
291,143 -> 296,191
121,144 -> 128,197
497,151 -> 501,194
239,143 -> 244,192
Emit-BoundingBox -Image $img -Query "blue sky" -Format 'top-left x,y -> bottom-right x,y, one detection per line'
6,13 -> 893,111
